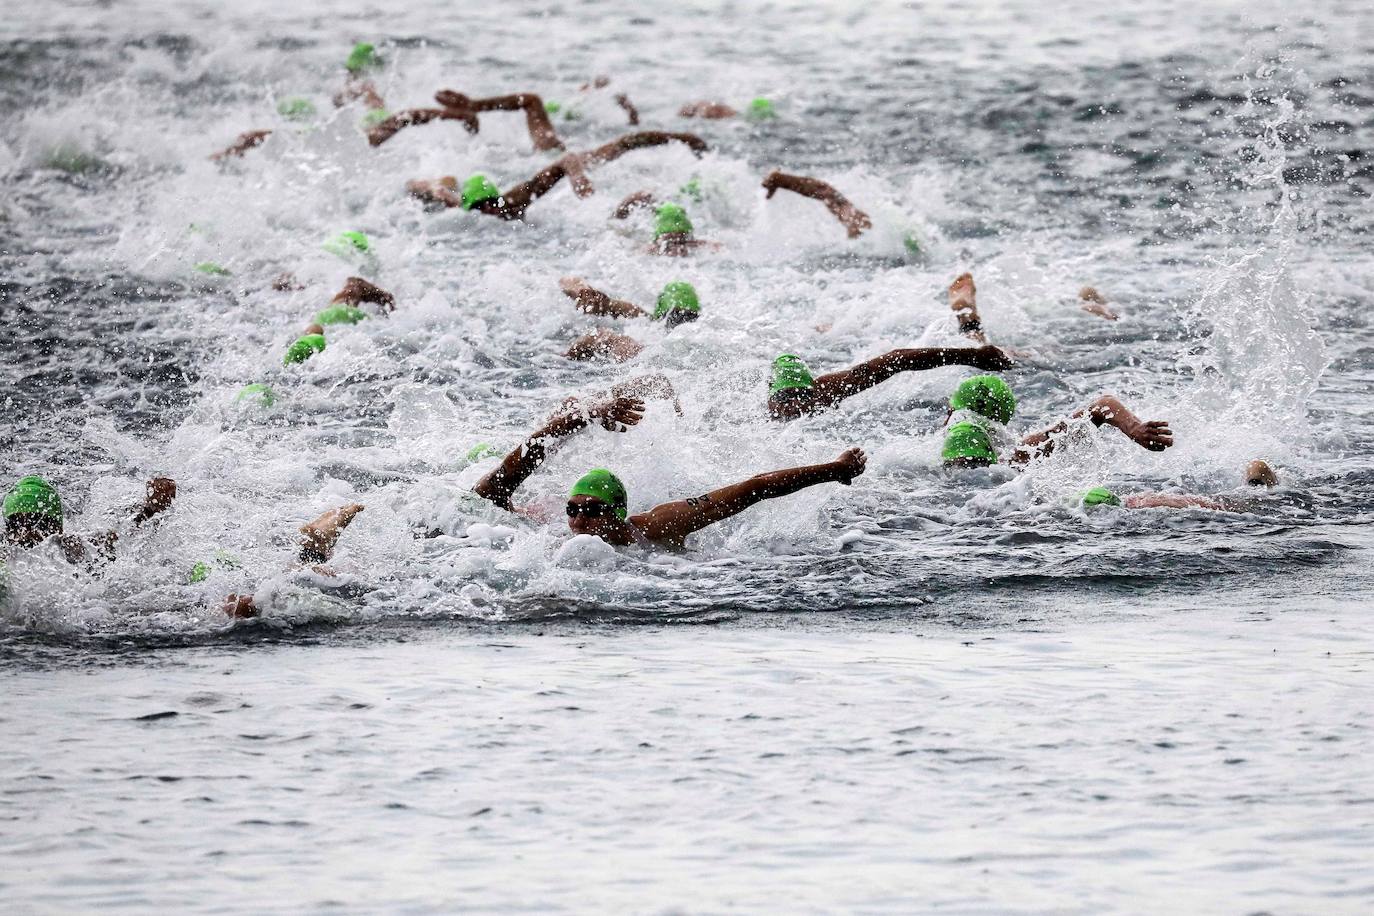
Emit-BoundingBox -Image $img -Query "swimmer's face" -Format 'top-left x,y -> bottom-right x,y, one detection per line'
944,457 -> 994,470
565,496 -> 621,537
663,309 -> 699,331
4,513 -> 62,549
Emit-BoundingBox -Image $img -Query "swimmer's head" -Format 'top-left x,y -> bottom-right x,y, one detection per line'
277,97 -> 316,120
769,354 -> 815,395
3,476 -> 64,547
567,469 -> 629,535
744,97 -> 777,121
1245,459 -> 1278,487
680,177 -> 703,202
284,333 -> 327,365
345,42 -> 379,75
544,100 -> 561,114
653,281 -> 701,328
654,203 -> 693,239
462,174 -> 501,210
1079,486 -> 1122,508
466,443 -> 501,462
941,422 -> 997,468
322,231 -> 370,259
950,375 -> 1016,426
314,305 -> 368,326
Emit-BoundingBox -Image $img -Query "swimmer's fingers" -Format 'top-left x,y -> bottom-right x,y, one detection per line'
1142,421 -> 1174,450
834,447 -> 868,485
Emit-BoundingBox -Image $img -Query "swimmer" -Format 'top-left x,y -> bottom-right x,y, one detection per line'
678,98 -> 777,121
221,502 -> 366,619
564,447 -> 867,550
766,345 -> 1015,421
762,170 -> 872,238
2,475 -> 177,566
941,393 -> 1173,469
368,89 -> 562,151
1082,460 -> 1278,511
405,131 -> 709,221
560,277 -> 700,363
1078,286 -> 1119,321
310,276 -> 396,327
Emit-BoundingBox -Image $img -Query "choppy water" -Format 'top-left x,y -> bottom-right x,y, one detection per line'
2,0 -> 1372,910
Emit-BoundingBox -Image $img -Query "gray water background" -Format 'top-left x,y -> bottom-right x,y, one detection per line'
2,0 -> 1373,910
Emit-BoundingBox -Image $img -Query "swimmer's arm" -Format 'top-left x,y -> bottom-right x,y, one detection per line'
761,171 -> 872,238
334,79 -> 385,110
812,346 -> 1014,404
1016,396 -> 1173,462
558,277 -> 648,318
225,503 -> 365,620
437,91 -> 564,151
615,93 -> 640,125
367,108 -> 478,147
632,449 -> 866,542
612,191 -> 658,219
565,330 -> 644,363
580,131 -> 709,168
472,396 -> 646,510
210,130 -> 272,161
131,477 -> 178,527
332,277 -> 395,312
1123,493 -> 1226,511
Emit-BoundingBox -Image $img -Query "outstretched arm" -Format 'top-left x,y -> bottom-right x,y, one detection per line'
679,101 -> 737,119
1124,493 -> 1225,511
436,90 -> 564,151
948,273 -> 988,344
581,131 -> 708,168
211,130 -> 272,161
367,107 -> 479,147
559,277 -> 648,318
811,346 -> 1014,407
473,396 -> 646,510
632,448 -> 867,545
1014,395 -> 1173,464
761,170 -> 871,238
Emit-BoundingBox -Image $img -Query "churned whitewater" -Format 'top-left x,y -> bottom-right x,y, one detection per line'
2,0 -> 1372,911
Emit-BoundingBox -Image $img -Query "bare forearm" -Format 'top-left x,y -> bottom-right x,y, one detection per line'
614,93 -> 639,125
582,131 -> 707,167
1082,395 -> 1136,431
573,287 -> 644,318
766,173 -> 839,201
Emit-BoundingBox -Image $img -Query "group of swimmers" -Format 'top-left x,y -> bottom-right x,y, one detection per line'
2,43 -> 1280,618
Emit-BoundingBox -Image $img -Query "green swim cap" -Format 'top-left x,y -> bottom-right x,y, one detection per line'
1080,486 -> 1122,508
190,550 -> 241,583
345,42 -> 379,74
769,354 -> 815,394
3,476 -> 62,522
903,232 -> 922,256
277,97 -> 316,120
194,261 -> 230,276
942,422 -> 998,465
189,561 -> 210,584
653,281 -> 701,320
745,97 -> 777,121
680,177 -> 703,201
322,231 -> 370,258
284,333 -> 327,365
544,100 -> 561,114
950,375 -> 1016,426
466,442 -> 501,461
654,203 -> 693,238
462,174 -> 501,210
314,305 -> 367,326
569,469 -> 628,520
235,383 -> 277,407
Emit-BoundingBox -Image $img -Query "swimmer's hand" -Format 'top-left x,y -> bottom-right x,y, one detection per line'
133,477 -> 178,526
588,396 -> 646,433
971,345 -> 1015,372
1125,419 -> 1174,452
832,447 -> 868,485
